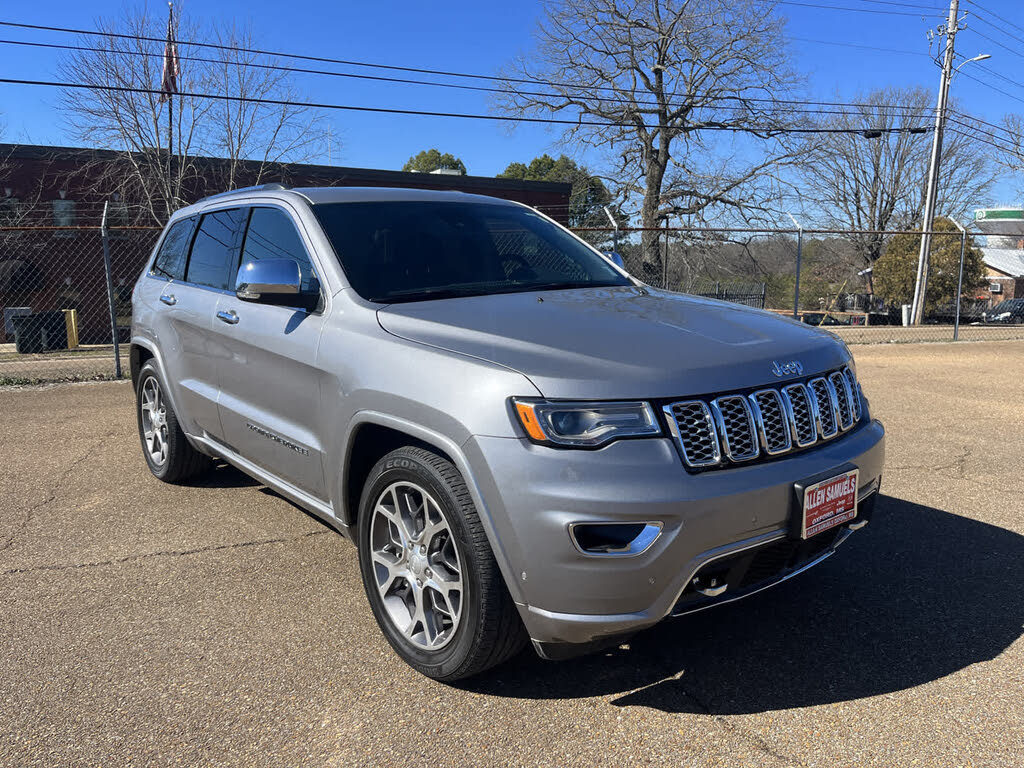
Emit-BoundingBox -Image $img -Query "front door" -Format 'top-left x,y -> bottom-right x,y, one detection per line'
213,205 -> 329,499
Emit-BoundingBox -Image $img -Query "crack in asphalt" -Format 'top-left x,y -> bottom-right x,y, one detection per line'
0,434 -> 114,555
887,445 -> 1018,496
613,645 -> 807,767
1,530 -> 330,576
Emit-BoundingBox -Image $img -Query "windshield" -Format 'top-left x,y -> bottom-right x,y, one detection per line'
311,201 -> 630,303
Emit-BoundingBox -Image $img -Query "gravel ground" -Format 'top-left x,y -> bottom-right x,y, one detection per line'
1,341 -> 1022,767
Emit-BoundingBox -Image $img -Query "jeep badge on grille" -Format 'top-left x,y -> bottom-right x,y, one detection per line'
771,360 -> 804,377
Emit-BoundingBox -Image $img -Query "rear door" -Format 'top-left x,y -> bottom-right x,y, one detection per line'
213,205 -> 329,499
137,214 -> 223,438
171,207 -> 248,439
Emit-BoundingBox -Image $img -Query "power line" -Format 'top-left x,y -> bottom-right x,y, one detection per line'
948,107 -> 1021,145
790,36 -> 929,55
0,19 -> 940,113
964,0 -> 1024,39
0,76 -> 935,136
0,36 -> 937,120
775,0 -> 943,16
956,68 -> 1024,107
966,24 -> 1024,63
944,115 -> 1018,154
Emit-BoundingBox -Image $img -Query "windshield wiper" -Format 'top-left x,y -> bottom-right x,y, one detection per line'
527,281 -> 627,292
374,285 -> 495,303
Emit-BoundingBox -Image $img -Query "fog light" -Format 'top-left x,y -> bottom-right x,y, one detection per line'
569,522 -> 662,556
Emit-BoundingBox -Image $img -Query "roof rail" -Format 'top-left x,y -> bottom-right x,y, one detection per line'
197,182 -> 289,204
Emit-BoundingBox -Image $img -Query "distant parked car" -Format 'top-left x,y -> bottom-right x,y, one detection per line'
981,298 -> 1024,324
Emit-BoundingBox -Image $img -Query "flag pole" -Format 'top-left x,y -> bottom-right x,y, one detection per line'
167,3 -> 174,187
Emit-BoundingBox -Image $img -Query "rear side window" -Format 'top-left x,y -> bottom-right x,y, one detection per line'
186,208 -> 247,290
151,217 -> 195,280
242,207 -> 318,291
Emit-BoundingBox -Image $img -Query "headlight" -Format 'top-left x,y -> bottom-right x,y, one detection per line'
512,399 -> 661,447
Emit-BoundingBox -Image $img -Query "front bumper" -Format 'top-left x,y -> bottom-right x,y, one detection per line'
463,418 -> 885,648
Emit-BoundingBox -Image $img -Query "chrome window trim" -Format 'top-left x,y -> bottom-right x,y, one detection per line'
748,388 -> 793,455
663,401 -> 722,468
709,395 -> 759,462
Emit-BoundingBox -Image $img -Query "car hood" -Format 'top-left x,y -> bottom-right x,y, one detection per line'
376,286 -> 849,399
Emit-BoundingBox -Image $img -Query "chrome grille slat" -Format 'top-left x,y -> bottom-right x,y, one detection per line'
843,366 -> 862,422
808,377 -> 839,439
710,396 -> 759,461
781,383 -> 818,448
750,389 -> 792,455
829,371 -> 855,431
666,366 -> 863,470
663,401 -> 721,468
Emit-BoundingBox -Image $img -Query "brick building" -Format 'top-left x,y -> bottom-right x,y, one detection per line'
0,144 -> 571,344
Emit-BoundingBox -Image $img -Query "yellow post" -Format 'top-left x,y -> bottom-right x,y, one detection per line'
62,309 -> 79,349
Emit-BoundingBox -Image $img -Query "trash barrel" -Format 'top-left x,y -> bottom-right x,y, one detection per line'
11,311 -> 69,353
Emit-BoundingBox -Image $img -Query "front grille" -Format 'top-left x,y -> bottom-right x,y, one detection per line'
664,366 -> 863,470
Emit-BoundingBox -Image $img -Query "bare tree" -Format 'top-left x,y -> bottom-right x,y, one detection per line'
59,5 -> 328,224
799,87 -> 995,274
997,114 -> 1024,185
497,0 -> 805,282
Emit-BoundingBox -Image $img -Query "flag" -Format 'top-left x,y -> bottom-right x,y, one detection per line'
159,3 -> 179,103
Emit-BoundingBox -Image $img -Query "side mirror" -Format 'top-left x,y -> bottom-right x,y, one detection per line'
605,251 -> 626,270
235,259 -> 301,301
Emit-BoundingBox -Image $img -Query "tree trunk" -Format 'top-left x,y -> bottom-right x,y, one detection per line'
640,156 -> 667,285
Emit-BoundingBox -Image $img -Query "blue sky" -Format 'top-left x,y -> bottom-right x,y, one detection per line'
1,0 -> 1021,202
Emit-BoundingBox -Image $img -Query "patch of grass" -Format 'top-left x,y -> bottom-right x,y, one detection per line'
0,372 -> 126,387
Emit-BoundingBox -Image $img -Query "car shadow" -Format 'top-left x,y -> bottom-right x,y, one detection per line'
178,461 -> 261,489
461,495 -> 1024,714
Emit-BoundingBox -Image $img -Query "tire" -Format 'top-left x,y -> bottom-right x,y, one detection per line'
135,360 -> 209,483
357,446 -> 526,681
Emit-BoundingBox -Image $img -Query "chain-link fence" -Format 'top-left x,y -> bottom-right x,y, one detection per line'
578,225 -> 1024,346
2,218 -> 1023,385
0,223 -> 160,384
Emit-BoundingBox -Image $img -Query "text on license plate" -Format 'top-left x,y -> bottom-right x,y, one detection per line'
801,469 -> 859,539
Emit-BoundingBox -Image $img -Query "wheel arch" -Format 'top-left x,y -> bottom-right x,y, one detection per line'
339,411 -> 524,604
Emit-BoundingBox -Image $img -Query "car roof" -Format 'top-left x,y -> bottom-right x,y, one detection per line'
181,185 -> 526,215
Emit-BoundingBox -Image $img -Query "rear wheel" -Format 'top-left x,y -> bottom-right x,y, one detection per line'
357,446 -> 526,681
135,361 -> 209,483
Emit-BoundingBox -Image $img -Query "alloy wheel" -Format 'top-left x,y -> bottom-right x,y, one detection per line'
140,376 -> 169,468
368,481 -> 464,650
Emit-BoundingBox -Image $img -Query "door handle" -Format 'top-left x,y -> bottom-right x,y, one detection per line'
159,293 -> 177,306
216,309 -> 240,325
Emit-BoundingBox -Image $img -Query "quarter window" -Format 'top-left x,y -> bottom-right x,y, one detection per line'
242,207 -> 318,292
151,217 -> 196,280
186,208 -> 247,290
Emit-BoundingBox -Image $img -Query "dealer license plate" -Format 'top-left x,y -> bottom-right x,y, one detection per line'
801,469 -> 859,539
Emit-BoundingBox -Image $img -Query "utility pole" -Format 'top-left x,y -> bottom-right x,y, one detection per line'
910,0 -> 960,325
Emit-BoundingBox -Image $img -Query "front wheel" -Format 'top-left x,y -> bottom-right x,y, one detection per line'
357,446 -> 526,681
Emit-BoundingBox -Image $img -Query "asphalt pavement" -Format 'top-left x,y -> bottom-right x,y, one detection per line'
1,341 -> 1022,767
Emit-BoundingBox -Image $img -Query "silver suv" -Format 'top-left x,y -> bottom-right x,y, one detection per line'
131,185 -> 885,680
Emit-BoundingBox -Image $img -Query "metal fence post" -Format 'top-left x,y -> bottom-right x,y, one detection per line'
100,201 -> 123,379
788,214 -> 804,319
662,220 -> 669,289
951,222 -> 967,342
